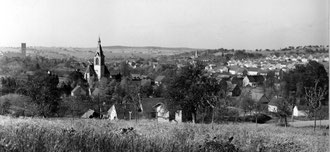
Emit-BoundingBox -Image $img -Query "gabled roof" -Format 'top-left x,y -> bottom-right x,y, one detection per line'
268,96 -> 285,106
131,74 -> 141,79
104,65 -> 110,76
251,92 -> 264,102
155,76 -> 165,82
246,75 -> 264,83
113,104 -> 138,119
247,67 -> 260,72
85,65 -> 96,75
141,98 -> 166,113
259,94 -> 270,104
92,88 -> 100,96
141,79 -> 151,86
71,85 -> 88,96
226,81 -> 237,92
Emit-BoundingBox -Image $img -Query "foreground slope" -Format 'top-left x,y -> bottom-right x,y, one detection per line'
0,116 -> 327,152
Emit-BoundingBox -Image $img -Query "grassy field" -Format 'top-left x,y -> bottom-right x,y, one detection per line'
0,116 -> 328,152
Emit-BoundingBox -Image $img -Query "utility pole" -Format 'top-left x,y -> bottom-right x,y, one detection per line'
98,93 -> 101,119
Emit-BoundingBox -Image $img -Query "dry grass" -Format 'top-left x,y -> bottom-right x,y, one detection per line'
0,116 -> 327,152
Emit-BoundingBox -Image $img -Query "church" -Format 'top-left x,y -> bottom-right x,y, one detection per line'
84,37 -> 110,83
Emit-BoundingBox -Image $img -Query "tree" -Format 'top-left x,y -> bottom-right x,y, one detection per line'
265,71 -> 275,88
253,101 -> 267,126
240,98 -> 254,117
16,72 -> 61,117
120,61 -> 131,77
283,61 -> 328,104
305,80 -> 328,131
68,70 -> 86,89
0,99 -> 11,115
274,97 -> 291,127
166,62 -> 221,122
0,77 -> 19,95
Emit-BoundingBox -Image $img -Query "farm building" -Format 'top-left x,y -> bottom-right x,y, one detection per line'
153,102 -> 182,123
81,109 -> 94,118
105,105 -> 117,120
292,105 -> 309,117
268,96 -> 280,112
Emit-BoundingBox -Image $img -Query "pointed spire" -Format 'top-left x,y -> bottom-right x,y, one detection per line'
96,37 -> 104,57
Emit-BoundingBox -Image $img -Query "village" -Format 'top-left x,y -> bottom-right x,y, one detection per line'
0,39 -> 328,126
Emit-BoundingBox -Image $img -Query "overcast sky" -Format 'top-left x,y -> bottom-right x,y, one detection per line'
0,0 -> 328,49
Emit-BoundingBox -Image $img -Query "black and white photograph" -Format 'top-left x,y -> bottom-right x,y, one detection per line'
0,0 -> 328,151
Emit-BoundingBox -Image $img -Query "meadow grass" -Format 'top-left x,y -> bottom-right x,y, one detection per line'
0,116 -> 327,152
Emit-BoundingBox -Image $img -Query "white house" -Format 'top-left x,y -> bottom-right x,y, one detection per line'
105,105 -> 118,120
268,104 -> 278,112
268,96 -> 283,113
247,68 -> 259,75
292,105 -> 308,117
154,103 -> 182,123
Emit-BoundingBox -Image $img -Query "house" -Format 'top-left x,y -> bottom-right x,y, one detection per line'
243,75 -> 265,87
141,79 -> 152,87
231,76 -> 244,87
153,103 -> 182,123
215,72 -> 231,82
258,69 -> 269,76
81,109 -> 100,119
140,98 -> 166,119
250,87 -> 264,102
131,74 -> 141,81
155,76 -> 165,86
105,105 -> 118,120
71,85 -> 88,96
231,85 -> 241,97
215,65 -> 228,73
292,105 -> 309,117
246,67 -> 259,75
268,99 -> 278,112
228,65 -> 240,75
268,96 -> 286,113
226,81 -> 241,97
258,94 -> 270,104
109,104 -> 139,120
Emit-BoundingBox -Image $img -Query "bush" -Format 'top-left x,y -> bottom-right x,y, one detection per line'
240,114 -> 272,124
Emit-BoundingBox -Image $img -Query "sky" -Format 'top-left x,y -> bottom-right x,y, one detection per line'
0,0 -> 328,50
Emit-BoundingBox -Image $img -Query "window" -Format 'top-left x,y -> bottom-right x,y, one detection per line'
95,58 -> 99,65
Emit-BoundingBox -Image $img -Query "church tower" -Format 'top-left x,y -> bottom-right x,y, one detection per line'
94,37 -> 105,80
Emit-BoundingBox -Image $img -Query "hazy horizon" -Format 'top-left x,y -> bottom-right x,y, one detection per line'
0,0 -> 328,50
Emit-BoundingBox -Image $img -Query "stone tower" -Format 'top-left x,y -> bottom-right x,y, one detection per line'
21,43 -> 26,57
94,37 -> 105,80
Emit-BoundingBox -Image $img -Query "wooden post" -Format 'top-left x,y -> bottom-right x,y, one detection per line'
129,111 -> 132,121
211,108 -> 215,129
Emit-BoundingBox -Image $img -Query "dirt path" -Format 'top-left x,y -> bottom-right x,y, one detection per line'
289,120 -> 329,127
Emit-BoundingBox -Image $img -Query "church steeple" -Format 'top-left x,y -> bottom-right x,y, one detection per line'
94,37 -> 105,80
96,37 -> 104,59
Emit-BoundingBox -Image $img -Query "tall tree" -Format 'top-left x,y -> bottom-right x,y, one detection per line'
283,61 -> 328,105
16,72 -> 61,117
305,80 -> 328,131
166,62 -> 221,122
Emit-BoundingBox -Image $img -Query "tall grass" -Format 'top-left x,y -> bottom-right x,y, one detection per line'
0,116 -> 327,152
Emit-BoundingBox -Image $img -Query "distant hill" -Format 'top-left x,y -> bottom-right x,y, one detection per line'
0,46 -> 203,60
